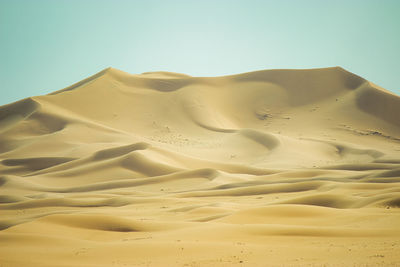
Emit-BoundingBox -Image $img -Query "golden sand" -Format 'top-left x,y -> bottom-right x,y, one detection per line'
0,67 -> 399,266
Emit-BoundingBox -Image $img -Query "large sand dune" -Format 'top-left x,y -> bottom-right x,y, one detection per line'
1,67 -> 400,266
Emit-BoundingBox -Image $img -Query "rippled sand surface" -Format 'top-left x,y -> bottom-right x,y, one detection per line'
1,67 -> 400,266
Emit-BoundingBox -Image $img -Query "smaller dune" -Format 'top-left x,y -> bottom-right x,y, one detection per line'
93,142 -> 150,160
277,193 -> 357,208
2,157 -> 76,172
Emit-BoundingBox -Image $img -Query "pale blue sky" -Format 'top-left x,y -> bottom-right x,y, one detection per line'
1,0 -> 399,105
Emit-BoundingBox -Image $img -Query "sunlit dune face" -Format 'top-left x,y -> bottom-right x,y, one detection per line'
0,67 -> 400,266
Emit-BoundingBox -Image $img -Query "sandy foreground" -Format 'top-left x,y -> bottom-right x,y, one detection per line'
0,67 -> 399,266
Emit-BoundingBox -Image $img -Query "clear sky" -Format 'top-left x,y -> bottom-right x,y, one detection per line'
1,0 -> 399,105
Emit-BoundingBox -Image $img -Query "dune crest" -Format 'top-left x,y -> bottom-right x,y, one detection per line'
1,67 -> 400,266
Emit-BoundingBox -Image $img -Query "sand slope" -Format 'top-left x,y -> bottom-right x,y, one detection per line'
1,67 -> 400,266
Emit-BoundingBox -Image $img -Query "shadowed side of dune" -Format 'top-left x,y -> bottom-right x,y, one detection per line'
277,193 -> 357,208
1,157 -> 76,172
177,181 -> 323,197
239,129 -> 280,150
107,67 -> 194,92
356,84 -> 400,127
230,67 -> 366,105
93,142 -> 150,160
0,98 -> 39,132
40,214 -> 150,232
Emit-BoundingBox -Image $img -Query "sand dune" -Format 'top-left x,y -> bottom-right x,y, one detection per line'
1,67 -> 400,266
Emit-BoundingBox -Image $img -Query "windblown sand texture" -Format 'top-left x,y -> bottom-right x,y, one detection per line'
1,67 -> 400,266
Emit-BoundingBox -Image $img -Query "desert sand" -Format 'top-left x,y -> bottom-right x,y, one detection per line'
0,67 -> 399,266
